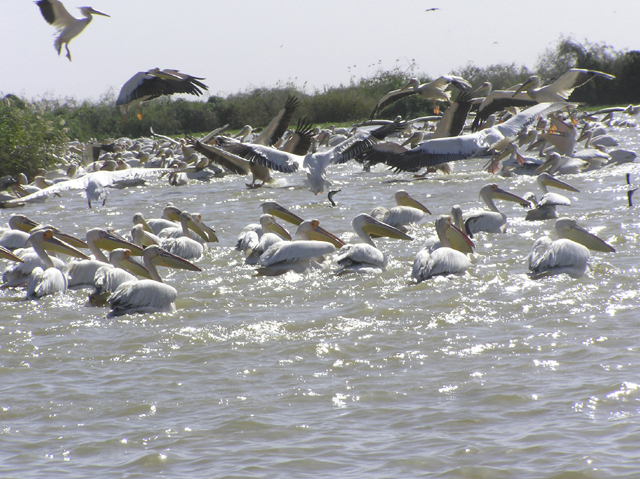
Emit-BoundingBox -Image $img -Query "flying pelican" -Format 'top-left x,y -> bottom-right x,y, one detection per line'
25,229 -> 90,299
381,103 -> 568,174
108,245 -> 201,316
370,76 -> 472,119
36,0 -> 109,61
116,69 -> 208,120
528,217 -> 615,279
208,120 -> 406,194
463,184 -> 530,236
524,173 -> 580,221
513,69 -> 615,102
412,215 -> 475,283
89,248 -> 151,305
334,213 -> 413,274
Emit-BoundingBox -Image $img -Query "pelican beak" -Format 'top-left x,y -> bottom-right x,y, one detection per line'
491,185 -> 530,207
361,215 -> 413,241
133,213 -> 155,234
262,202 -> 304,226
138,229 -> 159,247
302,220 -> 345,248
37,226 -> 89,250
540,174 -> 580,193
444,221 -> 475,254
0,246 -> 23,263
266,219 -> 292,241
42,232 -> 90,260
12,184 -> 30,197
185,216 -> 217,243
88,8 -> 110,17
156,248 -> 202,272
190,214 -> 218,242
496,147 -> 514,162
512,79 -> 533,97
564,223 -> 615,253
94,230 -> 145,256
118,250 -> 153,279
398,195 -> 431,214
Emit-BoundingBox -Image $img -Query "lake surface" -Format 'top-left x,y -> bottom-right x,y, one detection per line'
1,125 -> 639,478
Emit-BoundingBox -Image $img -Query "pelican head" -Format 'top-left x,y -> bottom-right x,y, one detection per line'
261,201 -> 304,226
394,190 -> 431,214
260,214 -> 292,241
555,218 -> 615,253
143,245 -> 202,272
436,215 -> 475,252
8,214 -> 39,233
109,248 -> 152,279
30,224 -> 88,250
480,184 -> 530,209
537,173 -> 580,194
28,229 -> 90,260
79,7 -> 110,18
87,227 -> 144,256
352,213 -> 413,247
296,219 -> 345,248
512,76 -> 540,97
163,204 -> 182,222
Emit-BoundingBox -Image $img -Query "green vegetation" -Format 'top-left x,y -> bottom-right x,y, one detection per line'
2,37 -> 640,178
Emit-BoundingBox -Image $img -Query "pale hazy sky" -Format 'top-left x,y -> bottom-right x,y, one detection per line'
1,0 -> 639,102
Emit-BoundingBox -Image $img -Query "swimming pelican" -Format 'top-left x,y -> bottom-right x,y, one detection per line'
412,215 -> 475,282
513,69 -> 615,103
236,214 -> 293,257
370,190 -> 431,232
370,76 -> 472,119
108,245 -> 201,316
382,103 -> 568,173
295,219 -> 345,248
159,211 -> 206,260
528,217 -> 615,279
116,69 -> 208,120
524,173 -> 580,221
25,229 -> 90,299
463,184 -> 530,236
334,213 -> 413,274
256,241 -> 336,276
63,228 -> 144,289
36,0 -> 109,61
89,248 -> 151,305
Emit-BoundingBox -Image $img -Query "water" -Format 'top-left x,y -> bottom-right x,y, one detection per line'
1,127 -> 640,478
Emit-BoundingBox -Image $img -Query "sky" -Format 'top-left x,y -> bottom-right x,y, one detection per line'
1,0 -> 639,102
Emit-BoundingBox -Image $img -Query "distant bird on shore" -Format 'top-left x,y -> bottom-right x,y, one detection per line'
116,69 -> 209,121
36,0 -> 109,61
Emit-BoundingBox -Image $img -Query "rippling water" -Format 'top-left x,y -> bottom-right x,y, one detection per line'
2,127 -> 640,478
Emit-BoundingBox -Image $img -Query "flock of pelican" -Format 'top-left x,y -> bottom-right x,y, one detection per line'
2,63 -> 636,316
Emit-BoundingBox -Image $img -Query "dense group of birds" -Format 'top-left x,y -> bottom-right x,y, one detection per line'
0,0 -> 636,316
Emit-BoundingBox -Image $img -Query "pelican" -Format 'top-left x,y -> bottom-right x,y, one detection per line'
334,213 -> 413,274
463,184 -> 530,236
513,69 -> 615,103
116,69 -> 208,120
236,214 -> 293,257
261,201 -> 304,226
524,173 -> 580,221
25,229 -> 90,299
295,219 -> 345,248
208,120 -> 406,194
36,0 -> 109,61
159,211 -> 206,260
370,76 -> 472,119
412,215 -> 475,283
63,228 -> 144,289
370,190 -> 431,232
108,245 -> 201,316
382,103 -> 568,174
528,217 -> 615,279
89,248 -> 151,305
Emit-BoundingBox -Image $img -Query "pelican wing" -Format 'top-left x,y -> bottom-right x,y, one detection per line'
412,248 -> 470,282
383,206 -> 426,228
528,237 -> 589,278
537,192 -> 571,207
332,121 -> 406,165
116,69 -> 208,106
36,0 -> 74,30
190,140 -> 251,175
222,142 -> 301,173
370,88 -> 417,119
470,91 -> 538,132
336,243 -> 386,268
253,96 -> 300,147
109,280 -> 178,316
548,69 -> 615,100
433,89 -> 476,138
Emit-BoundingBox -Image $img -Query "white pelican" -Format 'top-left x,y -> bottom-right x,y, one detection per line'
261,201 -> 304,226
370,190 -> 431,232
25,229 -> 90,299
295,219 -> 345,249
36,0 -> 109,61
470,89 -> 537,132
370,76 -> 472,119
63,228 -> 144,289
159,212 -> 205,260
108,245 -> 201,316
528,217 -> 615,279
412,215 -> 475,283
257,241 -> 336,276
382,103 -> 568,173
534,153 -> 588,176
116,69 -> 208,120
513,69 -> 615,103
463,184 -> 530,236
89,248 -> 151,305
524,173 -> 580,221
206,120 -> 406,194
334,213 -> 413,274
